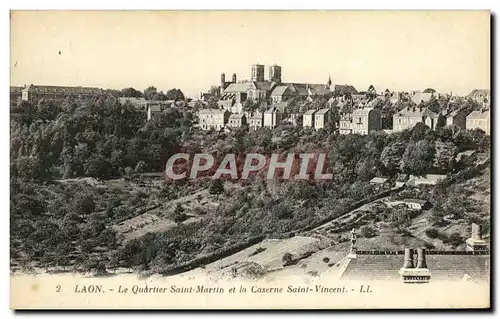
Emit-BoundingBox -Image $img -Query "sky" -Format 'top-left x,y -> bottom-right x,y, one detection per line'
10,10 -> 490,98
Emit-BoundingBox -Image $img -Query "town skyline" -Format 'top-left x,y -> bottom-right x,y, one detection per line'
11,11 -> 490,98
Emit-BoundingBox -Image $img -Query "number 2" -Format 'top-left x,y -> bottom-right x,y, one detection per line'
56,285 -> 61,292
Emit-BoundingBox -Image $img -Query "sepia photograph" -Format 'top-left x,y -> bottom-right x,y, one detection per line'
9,9 -> 491,310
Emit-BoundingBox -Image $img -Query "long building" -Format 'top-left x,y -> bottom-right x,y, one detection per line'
21,84 -> 103,103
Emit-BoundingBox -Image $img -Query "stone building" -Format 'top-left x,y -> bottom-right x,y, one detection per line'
263,107 -> 283,128
227,113 -> 247,128
21,84 -> 102,103
249,112 -> 264,130
466,109 -> 490,135
302,109 -> 316,128
393,106 -> 426,132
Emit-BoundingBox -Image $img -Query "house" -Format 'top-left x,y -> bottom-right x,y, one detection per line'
443,108 -> 468,129
263,107 -> 284,128
227,113 -> 247,128
385,198 -> 431,211
406,174 -> 447,186
393,106 -> 426,132
422,109 -> 445,130
466,109 -> 490,135
351,107 -> 381,135
302,109 -> 316,128
369,177 -> 390,190
21,84 -> 102,103
339,112 -> 353,135
314,108 -> 331,130
270,85 -> 294,104
248,112 -> 264,130
198,109 -> 230,130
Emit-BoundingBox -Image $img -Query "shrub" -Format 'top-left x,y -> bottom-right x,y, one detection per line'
360,226 -> 377,238
322,257 -> 330,264
425,228 -> 439,239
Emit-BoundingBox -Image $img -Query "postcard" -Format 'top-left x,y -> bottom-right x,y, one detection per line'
10,10 -> 491,309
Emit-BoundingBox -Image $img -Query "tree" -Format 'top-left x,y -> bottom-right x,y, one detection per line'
360,226 -> 377,238
399,140 -> 435,176
209,179 -> 224,199
121,87 -> 143,98
243,100 -> 258,114
380,142 -> 406,175
434,140 -> 457,172
367,85 -> 377,100
74,194 -> 95,216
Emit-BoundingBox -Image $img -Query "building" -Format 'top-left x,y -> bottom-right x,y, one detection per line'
269,64 -> 282,83
393,106 -> 426,132
21,84 -> 102,103
351,107 -> 381,135
314,108 -> 331,130
443,108 -> 468,129
10,86 -> 23,106
219,64 -> 331,104
263,107 -> 283,128
198,109 -> 230,131
468,89 -> 490,107
325,228 -> 489,284
302,109 -> 316,128
249,112 -> 264,130
423,109 -> 445,130
227,113 -> 247,128
270,85 -> 294,104
251,64 -> 265,82
339,112 -> 353,135
466,109 -> 490,135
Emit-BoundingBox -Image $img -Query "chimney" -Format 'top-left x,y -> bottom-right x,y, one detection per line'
416,248 -> 427,269
402,248 -> 414,268
232,73 -> 237,83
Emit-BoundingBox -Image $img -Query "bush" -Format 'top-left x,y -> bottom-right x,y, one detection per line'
448,232 -> 463,246
425,228 -> 439,239
322,257 -> 330,264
